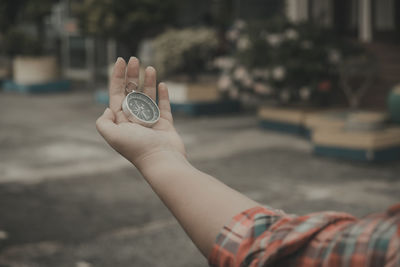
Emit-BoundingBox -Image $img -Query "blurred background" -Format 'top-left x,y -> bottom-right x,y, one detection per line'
0,0 -> 399,266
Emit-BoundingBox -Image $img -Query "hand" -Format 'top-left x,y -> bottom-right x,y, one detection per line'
96,57 -> 186,172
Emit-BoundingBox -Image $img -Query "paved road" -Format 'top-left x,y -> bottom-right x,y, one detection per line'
0,92 -> 399,266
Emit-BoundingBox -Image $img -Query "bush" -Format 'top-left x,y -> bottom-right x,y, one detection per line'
216,17 -> 368,106
0,0 -> 56,56
152,27 -> 218,79
1,29 -> 43,57
77,0 -> 177,54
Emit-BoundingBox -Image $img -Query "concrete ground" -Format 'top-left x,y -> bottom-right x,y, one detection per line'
0,91 -> 399,267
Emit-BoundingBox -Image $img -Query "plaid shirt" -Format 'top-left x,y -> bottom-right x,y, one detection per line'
209,204 -> 400,267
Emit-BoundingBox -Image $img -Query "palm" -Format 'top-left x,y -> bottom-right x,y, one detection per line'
116,116 -> 185,159
96,57 -> 186,166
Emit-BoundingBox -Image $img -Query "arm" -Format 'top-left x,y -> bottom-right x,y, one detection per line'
140,152 -> 259,257
96,57 -> 260,257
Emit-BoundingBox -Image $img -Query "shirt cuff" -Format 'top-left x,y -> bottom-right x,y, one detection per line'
208,205 -> 285,267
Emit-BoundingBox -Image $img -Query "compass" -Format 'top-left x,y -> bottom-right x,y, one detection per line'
122,82 -> 160,127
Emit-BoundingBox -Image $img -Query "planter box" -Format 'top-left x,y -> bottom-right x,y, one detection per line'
312,127 -> 400,162
304,110 -> 347,137
171,100 -> 240,116
258,106 -> 327,137
3,79 -> 70,93
166,81 -> 219,104
94,89 -> 241,116
13,56 -> 59,85
166,80 -> 240,116
305,110 -> 387,135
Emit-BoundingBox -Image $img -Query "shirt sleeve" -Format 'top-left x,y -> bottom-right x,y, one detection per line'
208,205 -> 400,267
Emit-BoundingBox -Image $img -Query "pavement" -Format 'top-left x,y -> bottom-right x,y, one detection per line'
0,91 -> 399,267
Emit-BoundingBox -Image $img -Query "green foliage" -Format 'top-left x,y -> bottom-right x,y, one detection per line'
1,29 -> 43,56
0,0 -> 56,56
152,27 -> 218,79
217,17 -> 368,105
77,0 -> 177,52
23,0 -> 55,24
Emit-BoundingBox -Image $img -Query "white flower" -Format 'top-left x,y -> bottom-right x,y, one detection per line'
253,68 -> 270,79
280,89 -> 291,103
227,29 -> 240,41
266,33 -> 283,47
234,20 -> 246,30
214,57 -> 235,70
272,66 -> 286,81
285,29 -> 299,40
237,36 -> 251,51
242,76 -> 253,88
233,66 -> 248,81
328,49 -> 341,64
218,74 -> 232,91
301,40 -> 313,49
299,86 -> 311,100
254,82 -> 273,95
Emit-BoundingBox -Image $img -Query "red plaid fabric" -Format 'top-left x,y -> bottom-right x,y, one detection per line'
209,203 -> 400,267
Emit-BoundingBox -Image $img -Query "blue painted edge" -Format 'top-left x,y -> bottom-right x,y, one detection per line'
95,90 -> 109,105
2,79 -> 70,93
259,119 -> 309,137
170,100 -> 241,116
314,145 -> 400,162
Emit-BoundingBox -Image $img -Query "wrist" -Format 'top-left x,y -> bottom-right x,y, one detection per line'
134,150 -> 191,177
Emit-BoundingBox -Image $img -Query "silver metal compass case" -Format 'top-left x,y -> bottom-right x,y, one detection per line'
122,82 -> 160,127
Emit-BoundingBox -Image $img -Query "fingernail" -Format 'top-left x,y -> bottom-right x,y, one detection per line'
146,66 -> 155,72
116,57 -> 124,63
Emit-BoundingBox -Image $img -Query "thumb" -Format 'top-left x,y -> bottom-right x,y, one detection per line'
96,108 -> 118,143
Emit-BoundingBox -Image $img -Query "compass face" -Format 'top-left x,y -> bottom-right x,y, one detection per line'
126,92 -> 159,123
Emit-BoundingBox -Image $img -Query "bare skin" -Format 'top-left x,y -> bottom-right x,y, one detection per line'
96,57 -> 260,257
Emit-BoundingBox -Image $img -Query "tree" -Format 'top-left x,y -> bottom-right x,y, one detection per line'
77,0 -> 178,55
0,0 -> 57,56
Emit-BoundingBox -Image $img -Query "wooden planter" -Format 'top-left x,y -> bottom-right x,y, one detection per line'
167,81 -> 220,104
258,106 -> 400,161
4,56 -> 70,93
258,106 -> 330,138
309,110 -> 399,162
167,80 -> 240,116
312,126 -> 400,162
13,56 -> 59,85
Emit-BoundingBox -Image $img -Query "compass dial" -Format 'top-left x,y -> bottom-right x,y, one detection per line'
123,92 -> 160,126
129,98 -> 154,121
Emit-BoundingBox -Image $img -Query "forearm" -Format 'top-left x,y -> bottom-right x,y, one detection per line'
139,152 -> 260,257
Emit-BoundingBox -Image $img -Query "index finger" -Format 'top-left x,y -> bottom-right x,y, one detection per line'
109,57 -> 127,113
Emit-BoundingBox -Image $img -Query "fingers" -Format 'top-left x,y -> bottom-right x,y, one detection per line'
96,108 -> 118,144
143,66 -> 157,101
116,110 -> 129,123
126,57 -> 140,92
109,57 -> 127,113
158,82 -> 173,123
